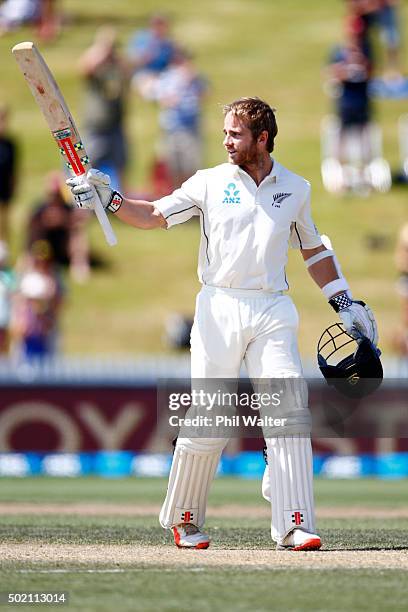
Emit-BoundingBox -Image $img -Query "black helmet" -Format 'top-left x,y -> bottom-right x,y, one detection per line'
317,323 -> 383,398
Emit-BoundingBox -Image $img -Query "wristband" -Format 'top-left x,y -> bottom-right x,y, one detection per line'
329,292 -> 353,312
322,278 -> 350,299
107,191 -> 123,214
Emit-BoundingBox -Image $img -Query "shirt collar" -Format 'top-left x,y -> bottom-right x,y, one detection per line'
232,157 -> 281,184
269,158 -> 281,182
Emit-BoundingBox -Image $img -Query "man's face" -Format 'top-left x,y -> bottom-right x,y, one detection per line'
223,112 -> 259,167
151,17 -> 169,39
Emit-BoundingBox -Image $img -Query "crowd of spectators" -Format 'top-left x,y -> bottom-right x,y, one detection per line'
0,12 -> 208,361
79,13 -> 208,196
130,14 -> 207,194
322,2 -> 408,356
0,171 -> 84,361
3,7 -> 407,358
2,6 -> 408,359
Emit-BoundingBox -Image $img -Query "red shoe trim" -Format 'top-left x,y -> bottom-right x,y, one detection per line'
172,526 -> 181,546
293,537 -> 322,551
172,526 -> 210,549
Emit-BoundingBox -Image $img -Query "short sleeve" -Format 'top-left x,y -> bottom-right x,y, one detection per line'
289,184 -> 322,249
153,171 -> 205,229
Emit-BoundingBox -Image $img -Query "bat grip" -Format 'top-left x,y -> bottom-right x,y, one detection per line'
90,185 -> 117,246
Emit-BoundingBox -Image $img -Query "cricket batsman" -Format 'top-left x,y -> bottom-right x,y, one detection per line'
67,97 -> 378,551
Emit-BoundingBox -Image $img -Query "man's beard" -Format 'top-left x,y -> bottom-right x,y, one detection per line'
229,140 -> 259,167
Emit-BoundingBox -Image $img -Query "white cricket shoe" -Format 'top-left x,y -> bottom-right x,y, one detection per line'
172,523 -> 210,549
277,528 -> 321,551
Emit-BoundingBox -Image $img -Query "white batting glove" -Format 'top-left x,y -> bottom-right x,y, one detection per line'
66,169 -> 123,214
329,292 -> 378,345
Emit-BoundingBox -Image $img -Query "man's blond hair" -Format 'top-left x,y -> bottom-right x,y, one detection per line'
223,97 -> 278,152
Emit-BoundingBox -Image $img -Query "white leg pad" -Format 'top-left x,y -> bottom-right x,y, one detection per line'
159,438 -> 226,529
264,435 -> 316,544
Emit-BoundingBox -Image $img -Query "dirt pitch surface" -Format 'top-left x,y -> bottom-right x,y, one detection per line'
1,502 -> 408,519
1,502 -> 408,570
1,543 -> 408,570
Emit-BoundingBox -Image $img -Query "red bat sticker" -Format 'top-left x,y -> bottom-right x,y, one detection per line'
59,137 -> 85,175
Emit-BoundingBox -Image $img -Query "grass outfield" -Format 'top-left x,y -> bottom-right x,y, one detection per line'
1,1 -> 407,356
0,477 -> 407,611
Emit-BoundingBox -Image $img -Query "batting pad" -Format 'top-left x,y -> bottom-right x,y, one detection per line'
159,438 -> 225,529
255,377 -> 311,437
263,435 -> 315,543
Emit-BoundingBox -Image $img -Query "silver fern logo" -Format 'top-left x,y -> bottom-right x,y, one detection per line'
273,192 -> 292,205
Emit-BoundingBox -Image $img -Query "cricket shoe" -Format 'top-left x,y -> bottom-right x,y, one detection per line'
277,529 -> 321,551
172,523 -> 210,549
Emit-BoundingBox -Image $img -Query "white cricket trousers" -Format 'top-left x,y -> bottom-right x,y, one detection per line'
159,285 -> 316,543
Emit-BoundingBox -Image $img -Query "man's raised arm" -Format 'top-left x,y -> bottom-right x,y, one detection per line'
66,169 -> 167,230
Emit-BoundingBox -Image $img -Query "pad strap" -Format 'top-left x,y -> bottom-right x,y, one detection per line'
305,249 -> 334,268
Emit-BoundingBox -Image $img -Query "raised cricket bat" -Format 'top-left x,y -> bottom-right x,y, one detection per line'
12,41 -> 117,246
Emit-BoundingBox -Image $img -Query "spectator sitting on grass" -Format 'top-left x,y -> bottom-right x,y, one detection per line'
27,171 -> 90,283
11,240 -> 64,361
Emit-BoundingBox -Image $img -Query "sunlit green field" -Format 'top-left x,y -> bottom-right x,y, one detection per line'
1,0 -> 407,355
0,477 -> 407,611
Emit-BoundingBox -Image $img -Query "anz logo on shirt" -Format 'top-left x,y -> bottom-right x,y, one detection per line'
222,182 -> 241,204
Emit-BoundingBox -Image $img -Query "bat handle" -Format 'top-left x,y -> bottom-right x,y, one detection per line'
90,185 -> 118,246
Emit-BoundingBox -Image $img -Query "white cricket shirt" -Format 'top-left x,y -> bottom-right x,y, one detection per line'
154,160 -> 322,291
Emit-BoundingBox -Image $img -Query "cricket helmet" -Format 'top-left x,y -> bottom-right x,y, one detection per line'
317,323 -> 383,398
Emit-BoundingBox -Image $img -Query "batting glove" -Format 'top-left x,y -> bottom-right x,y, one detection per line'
329,292 -> 378,345
66,169 -> 123,214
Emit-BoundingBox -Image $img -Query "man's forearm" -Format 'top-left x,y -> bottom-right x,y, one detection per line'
301,245 -> 348,298
66,169 -> 167,230
306,255 -> 339,289
115,198 -> 167,230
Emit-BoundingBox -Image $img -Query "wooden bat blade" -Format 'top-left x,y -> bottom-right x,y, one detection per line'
12,41 -> 117,247
12,42 -> 76,135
